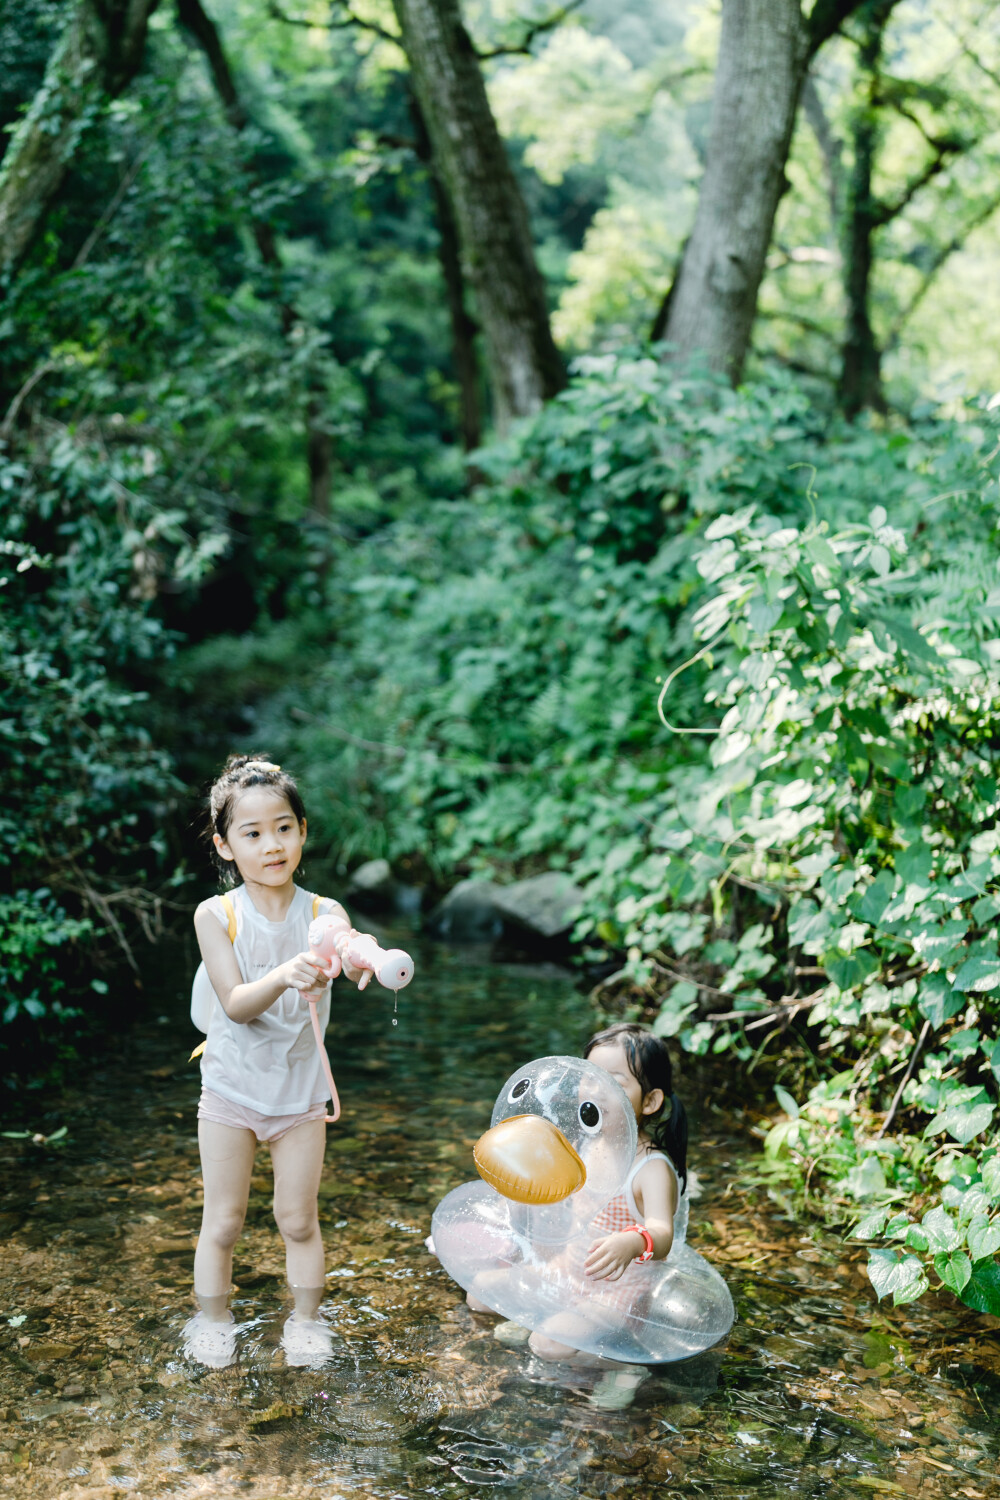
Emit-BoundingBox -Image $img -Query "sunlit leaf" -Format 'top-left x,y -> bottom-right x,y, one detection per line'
921,1205 -> 963,1253
774,1084 -> 800,1120
965,1216 -> 1000,1261
853,1208 -> 889,1240
867,1247 -> 928,1304
925,1101 -> 994,1145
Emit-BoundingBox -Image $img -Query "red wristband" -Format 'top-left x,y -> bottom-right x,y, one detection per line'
626,1223 -> 654,1262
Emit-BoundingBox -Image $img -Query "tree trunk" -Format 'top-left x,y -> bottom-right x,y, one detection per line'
663,0 -> 809,381
661,0 -> 865,382
0,0 -> 159,280
390,0 -> 564,431
838,1 -> 896,418
410,95 -> 482,452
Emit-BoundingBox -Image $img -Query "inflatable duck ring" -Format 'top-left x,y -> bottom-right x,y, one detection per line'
431,1056 -> 734,1363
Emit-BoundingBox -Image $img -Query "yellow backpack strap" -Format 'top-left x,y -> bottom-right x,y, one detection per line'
220,892 -> 237,944
313,893 -> 322,919
187,894 -> 237,1064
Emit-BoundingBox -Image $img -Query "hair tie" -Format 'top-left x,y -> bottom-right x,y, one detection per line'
243,760 -> 281,773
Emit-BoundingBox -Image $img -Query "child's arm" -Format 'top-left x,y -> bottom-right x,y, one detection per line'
584,1158 -> 677,1282
195,901 -> 329,1025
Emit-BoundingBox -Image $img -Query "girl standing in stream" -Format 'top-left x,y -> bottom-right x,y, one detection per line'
183,754 -> 365,1369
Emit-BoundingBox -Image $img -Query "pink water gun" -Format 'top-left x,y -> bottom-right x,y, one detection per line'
301,917 -> 415,1123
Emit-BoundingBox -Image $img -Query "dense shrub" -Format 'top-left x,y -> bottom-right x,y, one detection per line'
217,355 -> 1000,1312
0,429 -> 222,1051
0,889 -> 94,1025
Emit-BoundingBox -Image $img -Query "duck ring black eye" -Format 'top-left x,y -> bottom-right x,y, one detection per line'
511,1078 -> 530,1099
579,1101 -> 601,1129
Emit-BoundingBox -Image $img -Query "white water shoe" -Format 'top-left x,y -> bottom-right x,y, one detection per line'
182,1313 -> 237,1370
281,1314 -> 334,1367
588,1369 -> 647,1410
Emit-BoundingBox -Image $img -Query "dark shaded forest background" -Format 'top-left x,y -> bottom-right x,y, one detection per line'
5,0 -> 1000,1312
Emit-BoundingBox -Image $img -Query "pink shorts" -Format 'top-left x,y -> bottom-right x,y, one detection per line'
197,1088 -> 327,1143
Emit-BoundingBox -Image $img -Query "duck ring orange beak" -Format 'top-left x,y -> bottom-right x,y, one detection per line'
473,1115 -> 587,1204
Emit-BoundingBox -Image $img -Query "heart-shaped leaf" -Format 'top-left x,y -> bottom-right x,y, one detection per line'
934,1249 -> 972,1295
959,1257 -> 1000,1316
867,1248 -> 928,1305
967,1217 -> 1000,1262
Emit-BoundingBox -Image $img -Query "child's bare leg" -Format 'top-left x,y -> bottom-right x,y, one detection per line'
529,1319 -> 585,1361
528,1303 -> 622,1364
193,1120 -> 256,1308
270,1119 -> 327,1316
466,1262 -> 522,1316
271,1119 -> 331,1365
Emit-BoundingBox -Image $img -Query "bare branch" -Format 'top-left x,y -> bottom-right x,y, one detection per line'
267,0 -> 579,57
266,0 -> 401,44
177,0 -> 248,126
477,0 -> 584,60
706,989 -> 827,1030
885,94 -> 973,157
874,1018 -> 930,1139
72,136 -> 157,271
806,0 -> 874,61
871,121 -> 971,228
884,186 -> 1000,349
1,360 -> 58,438
757,308 -> 838,344
934,9 -> 1000,95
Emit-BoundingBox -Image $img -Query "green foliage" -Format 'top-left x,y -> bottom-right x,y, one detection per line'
0,889 -> 94,1028
6,0 -> 1000,1320
852,1147 -> 1000,1313
760,0 -> 1000,402
0,429 -> 215,1039
232,353 -> 1000,1313
0,435 -> 189,879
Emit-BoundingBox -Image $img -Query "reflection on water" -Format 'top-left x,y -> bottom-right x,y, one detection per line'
2,931 -> 1000,1498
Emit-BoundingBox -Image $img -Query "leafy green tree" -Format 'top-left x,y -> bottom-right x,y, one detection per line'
0,0 -> 160,279
759,0 -> 1000,408
389,0 -> 566,428
661,0 -> 866,381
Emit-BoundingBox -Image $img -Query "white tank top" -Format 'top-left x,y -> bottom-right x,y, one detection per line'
197,884 -> 333,1115
591,1151 -> 689,1246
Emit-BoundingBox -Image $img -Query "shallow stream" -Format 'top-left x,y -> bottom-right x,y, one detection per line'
2,931 -> 1000,1498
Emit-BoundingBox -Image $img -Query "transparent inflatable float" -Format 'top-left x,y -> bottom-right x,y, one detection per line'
431,1056 -> 735,1364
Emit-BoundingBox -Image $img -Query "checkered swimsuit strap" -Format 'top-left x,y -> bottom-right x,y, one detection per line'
590,1151 -> 677,1234
591,1191 -> 633,1234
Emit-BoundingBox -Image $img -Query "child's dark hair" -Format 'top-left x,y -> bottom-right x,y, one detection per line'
207,754 -> 306,887
585,1022 -> 688,1190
